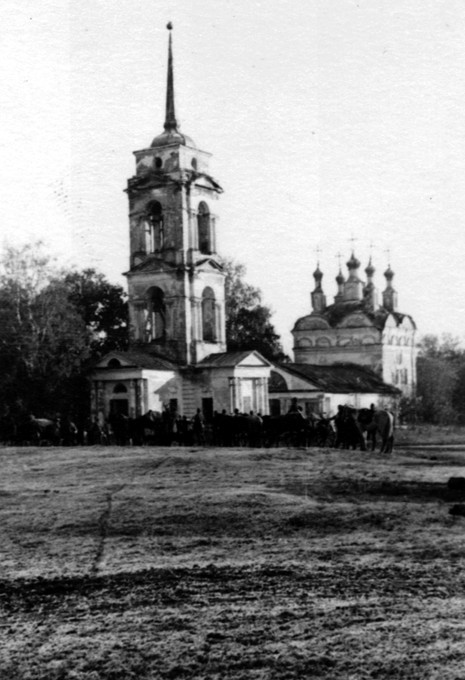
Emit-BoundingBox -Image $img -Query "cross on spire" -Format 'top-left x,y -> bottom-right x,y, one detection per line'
314,244 -> 322,266
164,22 -> 178,133
348,234 -> 358,253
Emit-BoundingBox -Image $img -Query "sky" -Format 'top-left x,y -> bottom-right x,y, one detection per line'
1,0 -> 465,354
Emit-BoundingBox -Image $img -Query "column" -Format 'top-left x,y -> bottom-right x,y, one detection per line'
96,381 -> 105,426
229,377 -> 242,413
229,377 -> 236,413
90,381 -> 98,419
197,300 -> 203,340
142,379 -> 149,413
165,300 -> 174,338
252,378 -> 259,413
214,303 -> 221,342
129,380 -> 137,419
210,215 -> 217,253
135,379 -> 143,417
236,378 -> 242,412
259,377 -> 268,415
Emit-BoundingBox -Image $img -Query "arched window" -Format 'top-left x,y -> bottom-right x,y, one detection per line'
197,202 -> 212,254
107,358 -> 121,368
201,287 -> 217,342
146,202 -> 164,253
269,371 -> 288,392
113,383 -> 128,394
145,287 -> 166,342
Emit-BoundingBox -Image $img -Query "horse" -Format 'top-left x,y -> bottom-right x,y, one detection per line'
358,408 -> 395,453
334,405 -> 366,451
59,416 -> 79,446
26,416 -> 61,446
262,412 -> 313,448
310,415 -> 336,447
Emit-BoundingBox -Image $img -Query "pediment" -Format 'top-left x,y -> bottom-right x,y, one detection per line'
198,350 -> 272,368
236,351 -> 270,367
195,257 -> 224,272
400,316 -> 415,331
127,257 -> 177,275
193,173 -> 223,193
94,351 -> 178,372
384,314 -> 398,329
94,353 -> 133,369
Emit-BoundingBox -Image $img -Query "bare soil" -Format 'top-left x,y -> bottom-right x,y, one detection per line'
2,444 -> 465,679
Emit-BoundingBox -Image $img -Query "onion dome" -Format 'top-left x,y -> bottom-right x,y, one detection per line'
336,269 -> 345,285
313,265 -> 323,283
346,252 -> 360,270
151,24 -> 196,149
365,258 -> 375,278
384,265 -> 394,283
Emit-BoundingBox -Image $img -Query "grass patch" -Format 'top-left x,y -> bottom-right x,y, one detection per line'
2,444 -> 465,678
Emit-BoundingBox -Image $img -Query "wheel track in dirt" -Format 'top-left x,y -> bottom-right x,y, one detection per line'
89,484 -> 125,576
90,455 -> 171,576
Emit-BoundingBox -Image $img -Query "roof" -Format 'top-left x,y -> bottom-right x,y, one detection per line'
151,129 -> 196,149
271,362 -> 401,395
294,301 -> 416,332
198,351 -> 271,368
95,350 -> 178,371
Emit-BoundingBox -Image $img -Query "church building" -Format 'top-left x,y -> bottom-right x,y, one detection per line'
91,26 -> 416,424
268,254 -> 415,415
90,27 -> 271,421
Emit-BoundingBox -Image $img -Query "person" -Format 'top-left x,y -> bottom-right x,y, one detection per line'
193,408 -> 205,446
247,410 -> 263,447
332,405 -> 345,448
287,398 -> 300,413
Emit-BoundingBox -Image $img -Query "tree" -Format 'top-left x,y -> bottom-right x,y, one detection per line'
0,242 -> 128,418
223,258 -> 286,362
416,333 -> 465,424
418,333 -> 464,362
0,243 -> 91,414
416,356 -> 458,424
63,268 -> 128,358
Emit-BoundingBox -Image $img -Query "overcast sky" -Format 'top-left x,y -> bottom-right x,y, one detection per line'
2,0 -> 465,353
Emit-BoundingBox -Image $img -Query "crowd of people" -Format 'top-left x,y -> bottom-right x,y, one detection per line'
0,401 -> 389,450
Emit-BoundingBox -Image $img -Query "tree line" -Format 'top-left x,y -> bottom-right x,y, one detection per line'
411,333 -> 465,425
2,241 -> 461,426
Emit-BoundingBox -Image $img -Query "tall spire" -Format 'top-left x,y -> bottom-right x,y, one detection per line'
164,23 -> 178,132
151,23 -> 195,148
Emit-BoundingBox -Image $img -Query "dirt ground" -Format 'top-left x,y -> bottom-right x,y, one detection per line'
2,443 -> 465,679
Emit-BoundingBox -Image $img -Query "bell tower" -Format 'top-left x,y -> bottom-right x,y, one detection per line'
125,24 -> 226,365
